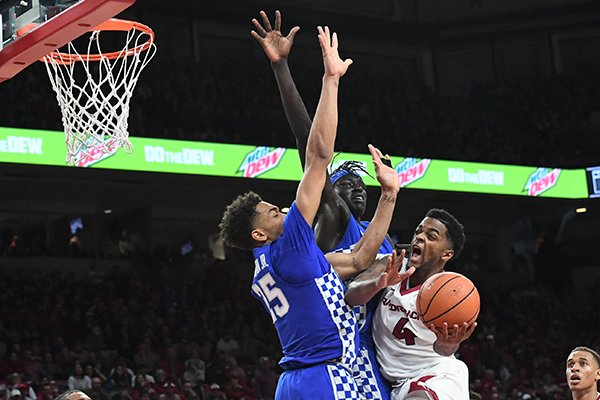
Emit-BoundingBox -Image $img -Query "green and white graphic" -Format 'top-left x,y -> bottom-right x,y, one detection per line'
0,126 -> 589,199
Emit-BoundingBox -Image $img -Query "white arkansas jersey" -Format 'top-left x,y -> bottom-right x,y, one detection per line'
373,278 -> 458,383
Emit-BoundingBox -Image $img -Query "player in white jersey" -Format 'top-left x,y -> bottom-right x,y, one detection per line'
566,346 -> 600,400
346,209 -> 477,400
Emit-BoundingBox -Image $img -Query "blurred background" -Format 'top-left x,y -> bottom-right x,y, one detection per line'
0,0 -> 600,399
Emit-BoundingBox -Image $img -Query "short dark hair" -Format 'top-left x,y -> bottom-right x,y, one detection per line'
569,346 -> 600,368
219,191 -> 262,250
426,208 -> 465,259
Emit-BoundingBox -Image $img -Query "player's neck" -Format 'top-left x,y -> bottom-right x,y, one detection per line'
571,388 -> 600,400
409,269 -> 433,288
408,275 -> 423,288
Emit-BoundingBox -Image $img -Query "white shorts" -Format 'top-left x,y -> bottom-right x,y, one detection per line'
390,358 -> 469,400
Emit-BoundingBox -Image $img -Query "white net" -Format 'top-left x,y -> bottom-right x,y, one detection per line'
43,19 -> 156,166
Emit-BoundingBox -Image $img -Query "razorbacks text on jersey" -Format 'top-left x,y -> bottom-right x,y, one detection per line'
251,203 -> 360,399
373,278 -> 469,400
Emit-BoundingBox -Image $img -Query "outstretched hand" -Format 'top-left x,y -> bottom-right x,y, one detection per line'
376,250 -> 415,289
251,10 -> 300,63
317,26 -> 353,78
368,144 -> 399,194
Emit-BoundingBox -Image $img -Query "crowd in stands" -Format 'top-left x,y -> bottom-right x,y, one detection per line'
1,50 -> 600,168
0,248 -> 597,400
0,257 -> 281,400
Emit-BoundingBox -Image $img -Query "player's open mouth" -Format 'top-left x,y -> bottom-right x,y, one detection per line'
353,194 -> 365,202
569,375 -> 581,383
410,245 -> 422,263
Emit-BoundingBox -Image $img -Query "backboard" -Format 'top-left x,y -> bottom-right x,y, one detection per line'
0,0 -> 136,82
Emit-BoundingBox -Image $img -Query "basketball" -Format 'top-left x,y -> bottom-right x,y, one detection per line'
416,271 -> 480,330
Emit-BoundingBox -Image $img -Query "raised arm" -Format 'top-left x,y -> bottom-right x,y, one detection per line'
251,11 -> 352,250
251,10 -> 311,158
325,144 -> 399,280
295,26 -> 352,225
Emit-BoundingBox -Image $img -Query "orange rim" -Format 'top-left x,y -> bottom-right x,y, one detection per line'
45,18 -> 154,64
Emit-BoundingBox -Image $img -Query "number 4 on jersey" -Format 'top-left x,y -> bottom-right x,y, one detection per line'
393,317 -> 416,345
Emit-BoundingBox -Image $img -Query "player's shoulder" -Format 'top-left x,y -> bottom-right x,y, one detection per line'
379,284 -> 398,302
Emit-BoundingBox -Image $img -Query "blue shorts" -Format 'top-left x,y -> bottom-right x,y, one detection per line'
276,363 -> 360,399
353,344 -> 391,400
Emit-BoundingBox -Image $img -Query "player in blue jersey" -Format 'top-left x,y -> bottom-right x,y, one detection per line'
251,10 -> 396,399
250,10 -> 395,257
221,27 -> 412,399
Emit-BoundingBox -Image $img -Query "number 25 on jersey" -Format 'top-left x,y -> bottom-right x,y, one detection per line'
252,272 -> 290,322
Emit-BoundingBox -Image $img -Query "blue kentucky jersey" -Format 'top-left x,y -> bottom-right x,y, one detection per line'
333,216 -> 394,400
333,216 -> 394,344
251,202 -> 358,370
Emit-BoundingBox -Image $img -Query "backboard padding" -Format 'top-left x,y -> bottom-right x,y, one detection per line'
0,0 -> 135,82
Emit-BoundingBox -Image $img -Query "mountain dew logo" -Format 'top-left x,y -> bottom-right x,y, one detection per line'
395,158 -> 431,187
238,146 -> 286,178
524,168 -> 561,196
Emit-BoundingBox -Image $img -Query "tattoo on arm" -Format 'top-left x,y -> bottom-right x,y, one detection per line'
381,193 -> 396,204
353,257 -> 387,282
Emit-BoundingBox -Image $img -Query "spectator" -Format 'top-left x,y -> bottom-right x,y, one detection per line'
1,353 -> 26,377
130,374 -> 155,400
35,382 -> 56,400
134,344 -> 160,373
215,332 -> 238,357
106,365 -> 131,392
40,351 -> 64,379
224,357 -> 245,388
83,327 -> 107,353
118,231 -> 135,258
180,383 -> 198,400
6,374 -> 36,400
481,335 -> 503,377
151,370 -> 183,400
204,385 -> 225,400
84,364 -> 107,384
68,230 -> 82,257
10,390 -> 22,400
182,351 -> 205,387
159,346 -> 184,383
223,378 -> 254,400
8,235 -> 24,256
205,353 -> 227,390
253,357 -> 277,400
110,359 -> 135,384
22,351 -> 42,382
86,378 -> 109,400
238,326 -> 264,365
68,363 -> 92,391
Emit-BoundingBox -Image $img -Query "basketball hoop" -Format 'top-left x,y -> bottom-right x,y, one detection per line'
41,18 -> 156,166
